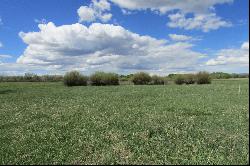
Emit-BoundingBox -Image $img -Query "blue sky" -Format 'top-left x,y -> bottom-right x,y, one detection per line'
0,0 -> 249,75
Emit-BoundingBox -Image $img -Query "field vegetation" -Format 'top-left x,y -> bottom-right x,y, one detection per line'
0,79 -> 249,164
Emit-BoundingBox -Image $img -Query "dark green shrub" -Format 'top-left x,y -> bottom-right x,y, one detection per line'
90,72 -> 119,86
184,74 -> 196,84
64,71 -> 88,86
104,72 -> 119,85
90,72 -> 103,86
151,75 -> 165,85
132,72 -> 152,85
174,75 -> 185,85
196,71 -> 211,84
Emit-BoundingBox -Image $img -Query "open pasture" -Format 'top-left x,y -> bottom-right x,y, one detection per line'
0,79 -> 249,164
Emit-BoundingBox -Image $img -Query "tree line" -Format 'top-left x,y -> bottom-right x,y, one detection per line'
0,71 -> 248,85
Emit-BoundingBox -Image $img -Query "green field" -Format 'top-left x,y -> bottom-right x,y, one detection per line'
0,79 -> 249,165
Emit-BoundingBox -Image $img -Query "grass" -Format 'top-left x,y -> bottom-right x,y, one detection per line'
0,79 -> 249,164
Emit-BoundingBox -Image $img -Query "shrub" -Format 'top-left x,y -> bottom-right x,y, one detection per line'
183,74 -> 196,84
104,72 -> 119,85
132,72 -> 152,85
63,71 -> 88,86
174,75 -> 185,85
90,72 -> 119,86
196,71 -> 211,84
151,75 -> 165,85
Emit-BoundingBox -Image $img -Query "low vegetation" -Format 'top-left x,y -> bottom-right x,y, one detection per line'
63,71 -> 88,86
131,72 -> 152,85
0,73 -> 63,82
183,74 -> 196,84
151,75 -> 166,85
174,72 -> 211,85
210,72 -> 249,79
90,72 -> 119,86
196,71 -> 211,84
0,71 -> 248,86
174,74 -> 185,85
0,79 -> 248,164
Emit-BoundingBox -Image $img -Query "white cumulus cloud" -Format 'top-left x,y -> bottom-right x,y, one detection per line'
16,22 -> 205,74
109,0 -> 233,14
206,41 -> 249,66
78,0 -> 112,23
109,0 -> 233,32
168,12 -> 232,32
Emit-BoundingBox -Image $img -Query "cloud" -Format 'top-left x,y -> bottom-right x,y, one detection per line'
121,9 -> 133,15
169,34 -> 193,41
0,55 -> 12,58
0,17 -> 2,25
78,0 -> 112,23
0,42 -> 2,48
206,41 -> 249,66
16,22 -> 205,75
241,41 -> 249,50
34,18 -> 47,24
109,0 -> 232,32
168,12 -> 232,32
109,0 -> 233,14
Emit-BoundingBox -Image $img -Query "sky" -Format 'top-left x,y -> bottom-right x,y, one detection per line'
0,0 -> 249,75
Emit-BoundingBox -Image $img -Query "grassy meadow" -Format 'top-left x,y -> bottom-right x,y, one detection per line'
0,79 -> 249,164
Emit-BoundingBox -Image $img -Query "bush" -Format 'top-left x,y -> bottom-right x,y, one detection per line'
174,75 -> 185,85
132,72 -> 152,85
90,72 -> 119,86
151,75 -> 165,85
196,71 -> 211,84
183,74 -> 196,84
63,71 -> 88,86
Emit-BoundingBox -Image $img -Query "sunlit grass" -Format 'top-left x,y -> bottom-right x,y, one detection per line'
0,79 -> 249,164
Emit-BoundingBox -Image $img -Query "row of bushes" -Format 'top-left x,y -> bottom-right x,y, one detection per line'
131,72 -> 166,85
64,71 -> 119,86
174,72 -> 211,85
0,73 -> 63,82
63,71 -> 168,86
0,71 -> 211,86
1,71 -> 247,83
